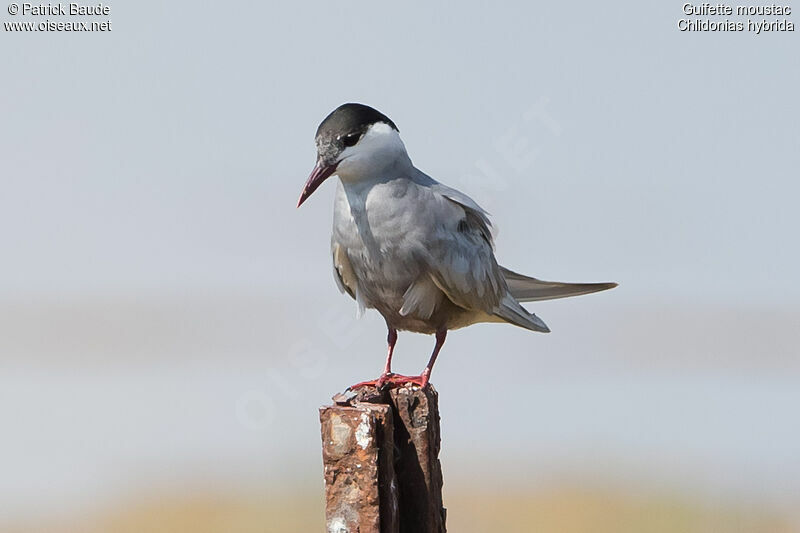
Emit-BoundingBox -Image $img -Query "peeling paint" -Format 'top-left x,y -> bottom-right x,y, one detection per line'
328,517 -> 348,533
390,477 -> 399,517
355,412 -> 371,449
329,414 -> 353,457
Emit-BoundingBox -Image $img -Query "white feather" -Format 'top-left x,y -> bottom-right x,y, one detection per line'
400,275 -> 442,319
335,123 -> 410,183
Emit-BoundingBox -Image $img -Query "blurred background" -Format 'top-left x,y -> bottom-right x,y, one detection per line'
1,1 -> 799,531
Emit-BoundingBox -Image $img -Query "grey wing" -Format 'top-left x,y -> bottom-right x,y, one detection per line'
410,169 -> 493,232
501,267 -> 618,302
332,241 -> 371,317
424,204 -> 504,311
428,181 -> 493,232
331,241 -> 356,300
415,189 -> 549,332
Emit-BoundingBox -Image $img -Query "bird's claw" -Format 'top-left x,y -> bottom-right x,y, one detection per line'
348,372 -> 429,391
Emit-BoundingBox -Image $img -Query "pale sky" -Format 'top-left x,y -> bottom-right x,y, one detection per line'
1,1 -> 798,304
1,0 -> 799,522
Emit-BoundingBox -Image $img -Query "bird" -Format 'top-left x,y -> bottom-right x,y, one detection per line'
298,103 -> 616,389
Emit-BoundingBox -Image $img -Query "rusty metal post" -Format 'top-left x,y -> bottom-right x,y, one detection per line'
388,385 -> 446,532
320,384 -> 446,533
320,401 -> 398,533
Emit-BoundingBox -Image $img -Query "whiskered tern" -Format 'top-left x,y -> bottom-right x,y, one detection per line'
298,103 -> 616,388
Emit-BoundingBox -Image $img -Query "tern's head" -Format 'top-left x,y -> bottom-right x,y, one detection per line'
298,103 -> 408,207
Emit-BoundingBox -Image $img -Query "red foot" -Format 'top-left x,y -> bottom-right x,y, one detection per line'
348,377 -> 382,389
348,372 -> 430,391
383,373 -> 429,388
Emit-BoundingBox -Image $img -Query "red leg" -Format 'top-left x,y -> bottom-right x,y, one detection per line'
366,328 -> 447,389
421,328 -> 447,386
349,327 -> 398,389
382,328 -> 398,375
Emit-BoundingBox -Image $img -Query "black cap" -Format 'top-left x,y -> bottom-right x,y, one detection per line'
316,103 -> 398,140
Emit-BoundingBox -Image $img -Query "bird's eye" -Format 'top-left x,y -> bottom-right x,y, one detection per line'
342,132 -> 361,148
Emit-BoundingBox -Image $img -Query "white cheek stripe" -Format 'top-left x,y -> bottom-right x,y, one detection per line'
337,122 -> 407,167
368,122 -> 394,136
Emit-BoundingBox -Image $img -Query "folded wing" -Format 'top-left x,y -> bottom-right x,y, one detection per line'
501,267 -> 618,302
416,189 -> 549,332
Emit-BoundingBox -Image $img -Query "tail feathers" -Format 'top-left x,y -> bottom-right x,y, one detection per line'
501,266 -> 617,303
494,294 -> 550,333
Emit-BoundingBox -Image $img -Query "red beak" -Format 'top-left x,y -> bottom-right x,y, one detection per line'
297,161 -> 337,207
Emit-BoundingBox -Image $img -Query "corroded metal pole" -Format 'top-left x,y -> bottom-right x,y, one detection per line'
319,384 -> 446,533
